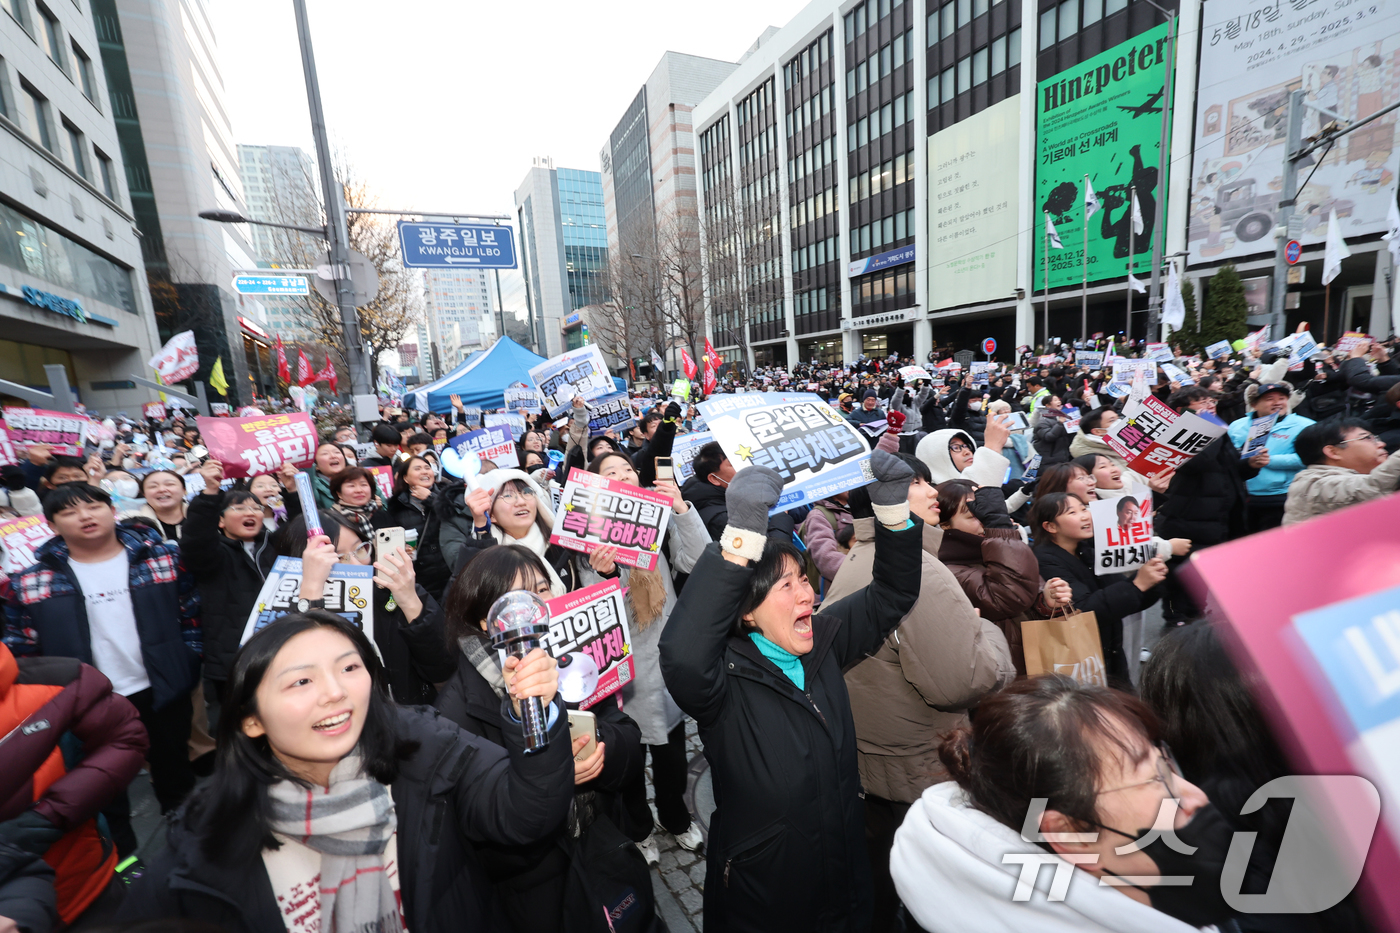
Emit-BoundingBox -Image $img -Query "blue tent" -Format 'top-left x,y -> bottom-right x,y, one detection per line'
406,336 -> 548,413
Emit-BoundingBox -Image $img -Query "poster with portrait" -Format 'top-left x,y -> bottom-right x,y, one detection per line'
197,413 -> 317,478
1091,483 -> 1156,575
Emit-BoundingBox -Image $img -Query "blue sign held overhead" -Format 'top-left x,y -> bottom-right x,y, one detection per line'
398,222 -> 517,269
232,274 -> 309,296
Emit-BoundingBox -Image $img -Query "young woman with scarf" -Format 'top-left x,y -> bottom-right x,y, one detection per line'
448,468 -> 584,593
329,467 -> 385,543
116,611 -> 576,933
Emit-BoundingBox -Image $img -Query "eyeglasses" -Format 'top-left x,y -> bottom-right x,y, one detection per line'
1097,742 -> 1181,798
948,443 -> 973,454
337,540 -> 375,563
1337,433 -> 1379,446
496,487 -> 536,503
223,504 -> 264,516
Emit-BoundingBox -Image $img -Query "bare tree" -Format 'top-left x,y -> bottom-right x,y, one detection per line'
653,210 -> 707,377
589,222 -> 669,378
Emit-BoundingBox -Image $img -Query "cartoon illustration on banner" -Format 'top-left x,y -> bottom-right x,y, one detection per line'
542,580 -> 635,709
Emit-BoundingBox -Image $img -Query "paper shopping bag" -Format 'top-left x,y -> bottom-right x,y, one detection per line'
1021,609 -> 1107,687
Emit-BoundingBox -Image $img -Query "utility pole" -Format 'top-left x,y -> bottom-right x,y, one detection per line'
1268,90 -> 1305,341
292,0 -> 370,396
1145,8 -> 1176,346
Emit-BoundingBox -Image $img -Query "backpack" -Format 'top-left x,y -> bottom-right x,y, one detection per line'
798,503 -> 846,600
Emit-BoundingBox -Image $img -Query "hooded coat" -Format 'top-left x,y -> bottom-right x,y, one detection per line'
916,428 -> 1010,487
450,468 -> 584,595
827,520 -> 1013,803
936,526 -> 1045,676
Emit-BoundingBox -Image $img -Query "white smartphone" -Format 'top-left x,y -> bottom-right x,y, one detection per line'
567,710 -> 598,761
374,526 -> 406,560
654,456 -> 674,481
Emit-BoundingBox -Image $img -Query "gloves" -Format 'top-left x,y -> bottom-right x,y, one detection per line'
721,465 -> 785,562
664,401 -> 681,422
867,450 -> 916,527
1,465 -> 26,491
885,411 -> 906,432
0,810 -> 64,857
969,485 -> 1015,530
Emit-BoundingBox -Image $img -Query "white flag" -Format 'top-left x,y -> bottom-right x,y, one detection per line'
1045,213 -> 1063,249
1322,209 -> 1351,286
1382,198 -> 1400,268
650,348 -> 665,374
1131,188 -> 1144,236
1128,275 -> 1147,294
148,330 -> 199,383
1162,262 -> 1186,329
1084,177 -> 1101,220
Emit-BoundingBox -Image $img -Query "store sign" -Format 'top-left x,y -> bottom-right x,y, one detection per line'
19,285 -> 86,323
1189,0 -> 1400,265
563,312 -> 582,327
848,244 -> 915,277
929,95 -> 1021,310
852,307 -> 919,328
1034,22 -> 1173,289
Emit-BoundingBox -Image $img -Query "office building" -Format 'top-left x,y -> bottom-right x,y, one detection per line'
423,267 -> 496,369
93,0 -> 261,402
237,143 -> 322,352
0,0 -> 161,412
514,157 -> 609,357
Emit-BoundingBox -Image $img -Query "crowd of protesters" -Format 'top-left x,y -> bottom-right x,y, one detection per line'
0,325 -> 1396,933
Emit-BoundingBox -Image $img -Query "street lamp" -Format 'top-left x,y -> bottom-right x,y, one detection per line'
1139,0 -> 1176,345
198,209 -> 327,237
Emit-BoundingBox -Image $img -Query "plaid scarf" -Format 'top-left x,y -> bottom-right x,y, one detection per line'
267,754 -> 402,933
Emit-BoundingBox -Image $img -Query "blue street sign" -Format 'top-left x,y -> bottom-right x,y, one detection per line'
232,274 -> 309,296
397,222 -> 517,269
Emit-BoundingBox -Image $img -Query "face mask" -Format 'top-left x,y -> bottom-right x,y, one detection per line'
112,479 -> 140,499
1099,803 -> 1235,927
969,402 -> 982,411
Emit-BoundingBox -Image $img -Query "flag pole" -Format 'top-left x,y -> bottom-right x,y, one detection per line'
1126,185 -> 1135,341
1043,213 -> 1051,348
1081,174 -> 1090,342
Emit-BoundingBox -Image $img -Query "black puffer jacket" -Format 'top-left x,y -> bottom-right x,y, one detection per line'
1032,410 -> 1075,465
116,704 -> 575,933
1365,401 -> 1400,453
659,523 -> 923,933
1155,433 -> 1258,549
1341,355 -> 1400,394
948,388 -> 987,447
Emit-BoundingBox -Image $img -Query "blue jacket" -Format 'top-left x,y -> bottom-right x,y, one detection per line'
4,524 -> 201,711
1227,411 -> 1315,498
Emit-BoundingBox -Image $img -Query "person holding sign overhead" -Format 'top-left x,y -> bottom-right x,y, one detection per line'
452,468 -> 585,595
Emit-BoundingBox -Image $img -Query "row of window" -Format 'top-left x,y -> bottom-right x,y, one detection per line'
740,123 -> 778,166
850,151 -> 916,204
737,77 -> 776,127
791,187 -> 837,231
843,0 -> 908,43
793,235 -> 839,273
852,264 -> 917,310
3,0 -> 100,107
847,91 -> 915,151
788,135 -> 836,184
785,84 -> 835,140
783,32 -> 833,90
2,60 -> 119,198
853,208 -> 916,257
929,29 -> 1022,105
1040,0 -> 1130,49
795,286 -> 833,318
846,29 -> 914,98
929,0 -> 1009,42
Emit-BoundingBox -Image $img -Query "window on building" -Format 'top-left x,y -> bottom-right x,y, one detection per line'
847,68 -> 855,97
973,46 -> 989,85
71,41 -> 96,102
880,44 -> 891,76
2,0 -> 30,31
940,66 -> 954,101
957,57 -> 970,93
1009,27 -> 1022,64
1040,7 -> 1056,48
1083,0 -> 1103,25
0,57 -> 11,121
856,2 -> 866,33
892,33 -> 903,66
1058,0 -> 1078,40
19,80 -> 54,151
36,3 -> 66,72
991,35 -> 1007,74
940,1 -> 955,37
62,118 -> 86,178
957,0 -> 971,26
1106,0 -> 1127,13
974,0 -> 989,16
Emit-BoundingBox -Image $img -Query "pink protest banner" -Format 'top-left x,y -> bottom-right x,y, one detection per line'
549,467 -> 672,572
543,579 -> 635,709
0,515 -> 55,573
196,412 -> 317,478
1182,495 -> 1400,932
1,408 -> 92,456
0,428 -> 16,466
366,465 -> 394,501
1103,394 -> 1225,478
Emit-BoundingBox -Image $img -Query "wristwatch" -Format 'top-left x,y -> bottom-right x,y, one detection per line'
296,597 -> 326,613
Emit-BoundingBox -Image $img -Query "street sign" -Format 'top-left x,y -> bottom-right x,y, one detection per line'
982,337 -> 997,356
232,274 -> 309,296
1285,240 -> 1302,264
397,221 -> 517,269
313,249 -> 380,307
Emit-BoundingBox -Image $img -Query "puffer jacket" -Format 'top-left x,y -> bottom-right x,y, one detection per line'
830,520 -> 1013,803
948,390 -> 987,448
936,527 -> 1044,676
1282,453 -> 1400,526
915,429 -> 1009,487
1227,412 -> 1315,497
1033,411 -> 1076,465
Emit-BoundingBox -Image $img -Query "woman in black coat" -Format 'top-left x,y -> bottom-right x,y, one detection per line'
117,611 -> 575,933
1028,492 -> 1165,688
436,545 -> 646,933
375,454 -> 451,598
1032,402 -> 1075,465
659,454 -> 921,933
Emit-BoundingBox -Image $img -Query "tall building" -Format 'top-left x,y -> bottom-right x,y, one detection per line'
514,157 -> 609,357
422,267 -> 497,369
92,0 -> 262,403
0,0 -> 161,412
236,143 -> 321,353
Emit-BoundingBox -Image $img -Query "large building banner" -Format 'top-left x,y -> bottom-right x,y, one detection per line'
928,95 -> 1022,310
1189,0 -> 1400,265
1034,22 -> 1173,289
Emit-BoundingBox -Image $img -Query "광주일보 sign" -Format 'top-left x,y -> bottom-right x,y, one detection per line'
550,468 -> 673,572
543,579 -> 634,709
697,393 -> 873,514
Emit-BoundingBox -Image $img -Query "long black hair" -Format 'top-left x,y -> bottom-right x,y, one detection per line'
443,544 -> 551,646
182,612 -> 417,866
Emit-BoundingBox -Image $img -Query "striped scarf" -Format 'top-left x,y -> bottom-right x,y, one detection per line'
266,754 -> 402,933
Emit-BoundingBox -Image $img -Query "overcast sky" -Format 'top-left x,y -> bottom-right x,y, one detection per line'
211,0 -> 800,316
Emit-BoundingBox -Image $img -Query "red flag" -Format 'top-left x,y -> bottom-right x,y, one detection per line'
704,337 -> 718,366
295,350 -> 315,387
275,336 -> 291,384
703,354 -> 717,396
314,358 -> 339,395
680,348 -> 697,381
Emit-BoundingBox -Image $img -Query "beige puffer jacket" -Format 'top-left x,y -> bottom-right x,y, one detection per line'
1282,454 -> 1400,525
829,519 -> 1015,804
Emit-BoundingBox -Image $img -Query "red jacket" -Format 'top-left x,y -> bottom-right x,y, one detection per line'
0,642 -> 148,922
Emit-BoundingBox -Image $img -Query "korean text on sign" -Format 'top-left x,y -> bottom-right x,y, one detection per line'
0,515 -> 55,574
550,468 -> 673,572
1104,396 -> 1225,478
528,346 -> 615,418
449,424 -> 516,465
196,413 -> 318,478
586,392 -> 637,435
240,556 -> 374,646
2,408 -> 93,456
543,580 -> 635,709
1090,485 -> 1155,576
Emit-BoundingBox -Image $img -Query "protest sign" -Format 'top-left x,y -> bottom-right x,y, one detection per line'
1037,355 -> 1055,366
584,392 -> 637,435
671,431 -> 714,484
196,413 -> 317,478
1160,362 -> 1196,386
697,393 -> 872,514
148,331 -> 199,384
1205,340 -> 1233,360
898,365 -> 933,382
1077,350 -> 1104,369
1143,343 -> 1173,363
1091,484 -> 1155,575
210,403 -> 230,416
0,515 -> 54,573
1243,328 -> 1269,357
2,407 -> 92,456
449,424 -> 516,465
0,428 -> 15,466
529,345 -> 615,417
503,386 -> 542,413
551,468 -> 673,571
240,556 -> 375,647
970,362 -> 991,387
353,442 -> 376,462
1103,394 -> 1226,478
1241,412 -> 1278,460
542,580 -> 634,710
1336,332 -> 1372,355
1286,332 -> 1320,371
142,402 -> 167,422
1110,359 -> 1156,390
484,411 -> 527,438
366,465 -> 394,500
